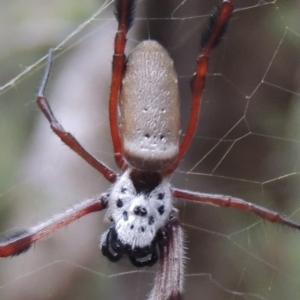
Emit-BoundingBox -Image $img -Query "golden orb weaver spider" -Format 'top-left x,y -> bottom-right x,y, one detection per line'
1,0 -> 300,299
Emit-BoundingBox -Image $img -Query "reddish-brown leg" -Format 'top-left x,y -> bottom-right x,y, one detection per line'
37,49 -> 117,183
149,212 -> 185,300
164,0 -> 234,175
0,196 -> 108,257
109,0 -> 135,169
172,188 -> 300,230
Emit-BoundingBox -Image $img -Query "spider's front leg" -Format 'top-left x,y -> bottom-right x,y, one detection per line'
149,211 -> 185,300
0,196 -> 108,257
172,188 -> 300,230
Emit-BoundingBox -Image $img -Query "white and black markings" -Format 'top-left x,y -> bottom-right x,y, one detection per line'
101,169 -> 173,266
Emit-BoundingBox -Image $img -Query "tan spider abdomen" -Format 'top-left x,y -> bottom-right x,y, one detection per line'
120,40 -> 180,171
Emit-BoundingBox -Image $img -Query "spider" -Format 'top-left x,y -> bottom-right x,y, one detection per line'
1,0 -> 300,299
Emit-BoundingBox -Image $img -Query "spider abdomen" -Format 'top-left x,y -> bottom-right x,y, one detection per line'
120,40 -> 180,171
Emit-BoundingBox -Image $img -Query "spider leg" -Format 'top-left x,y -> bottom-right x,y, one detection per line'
37,49 -> 116,183
164,0 -> 234,175
109,0 -> 136,169
172,188 -> 300,230
149,211 -> 185,300
0,196 -> 108,257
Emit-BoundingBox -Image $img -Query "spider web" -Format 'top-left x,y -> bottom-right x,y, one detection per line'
0,0 -> 300,299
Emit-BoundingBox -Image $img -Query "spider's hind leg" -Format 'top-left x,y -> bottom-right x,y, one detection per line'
36,49 -> 116,183
109,0 -> 137,170
165,0 -> 234,175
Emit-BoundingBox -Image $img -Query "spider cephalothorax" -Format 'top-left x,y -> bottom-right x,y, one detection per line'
101,169 -> 173,267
